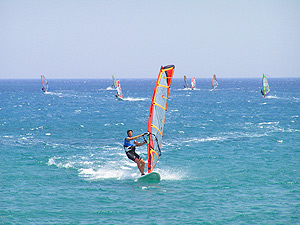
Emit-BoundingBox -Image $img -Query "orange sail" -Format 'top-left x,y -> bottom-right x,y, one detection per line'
147,65 -> 175,173
191,77 -> 196,90
115,80 -> 123,99
41,75 -> 48,92
212,74 -> 218,89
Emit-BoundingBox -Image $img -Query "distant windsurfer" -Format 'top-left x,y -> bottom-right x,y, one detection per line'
42,87 -> 46,92
261,89 -> 265,98
124,130 -> 147,176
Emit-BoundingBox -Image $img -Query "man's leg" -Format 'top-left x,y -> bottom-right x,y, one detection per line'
134,158 -> 145,175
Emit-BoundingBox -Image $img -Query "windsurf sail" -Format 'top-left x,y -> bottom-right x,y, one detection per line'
212,74 -> 218,89
147,65 -> 175,173
41,75 -> 48,92
115,80 -> 123,99
261,74 -> 270,96
183,75 -> 189,89
191,77 -> 196,90
112,75 -> 117,89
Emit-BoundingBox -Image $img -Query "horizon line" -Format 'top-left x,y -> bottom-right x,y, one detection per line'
0,77 -> 299,80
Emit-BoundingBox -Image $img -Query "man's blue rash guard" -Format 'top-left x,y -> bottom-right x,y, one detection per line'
124,136 -> 134,147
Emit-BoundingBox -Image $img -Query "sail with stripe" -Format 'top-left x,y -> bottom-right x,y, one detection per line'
212,74 -> 218,90
41,75 -> 48,92
191,77 -> 196,90
115,80 -> 123,100
183,75 -> 189,89
147,65 -> 175,173
261,74 -> 270,97
112,75 -> 117,89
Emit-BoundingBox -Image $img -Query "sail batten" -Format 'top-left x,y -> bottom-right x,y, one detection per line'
151,124 -> 163,137
153,102 -> 166,111
157,84 -> 170,89
147,65 -> 175,173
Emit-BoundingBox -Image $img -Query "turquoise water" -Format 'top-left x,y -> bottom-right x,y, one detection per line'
1,78 -> 299,224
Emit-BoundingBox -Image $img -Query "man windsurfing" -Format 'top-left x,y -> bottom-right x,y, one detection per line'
124,130 -> 147,176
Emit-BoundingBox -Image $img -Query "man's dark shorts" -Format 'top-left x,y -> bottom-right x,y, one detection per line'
126,148 -> 141,161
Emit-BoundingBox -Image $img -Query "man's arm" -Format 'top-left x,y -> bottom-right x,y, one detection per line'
126,133 -> 144,141
134,140 -> 147,146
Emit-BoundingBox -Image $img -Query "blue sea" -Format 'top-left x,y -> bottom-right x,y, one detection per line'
1,78 -> 299,224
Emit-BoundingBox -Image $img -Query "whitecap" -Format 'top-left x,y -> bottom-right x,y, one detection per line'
48,157 -> 74,169
123,97 -> 147,101
3,135 -> 14,138
258,121 -> 279,125
184,136 -> 225,143
266,95 -> 279,99
157,168 -> 187,181
79,168 -> 136,180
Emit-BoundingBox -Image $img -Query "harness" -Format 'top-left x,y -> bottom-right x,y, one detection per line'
124,145 -> 136,152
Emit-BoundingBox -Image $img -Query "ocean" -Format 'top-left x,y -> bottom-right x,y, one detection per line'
0,77 -> 299,224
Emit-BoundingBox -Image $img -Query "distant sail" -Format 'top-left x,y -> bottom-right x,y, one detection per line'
41,75 -> 48,92
191,77 -> 196,90
112,75 -> 117,89
147,65 -> 175,173
261,74 -> 270,97
212,74 -> 218,90
115,80 -> 123,100
183,76 -> 189,89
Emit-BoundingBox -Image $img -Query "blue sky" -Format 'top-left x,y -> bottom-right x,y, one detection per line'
0,0 -> 299,79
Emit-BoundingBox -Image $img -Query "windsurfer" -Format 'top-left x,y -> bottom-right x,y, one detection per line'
124,130 -> 147,176
261,89 -> 265,97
